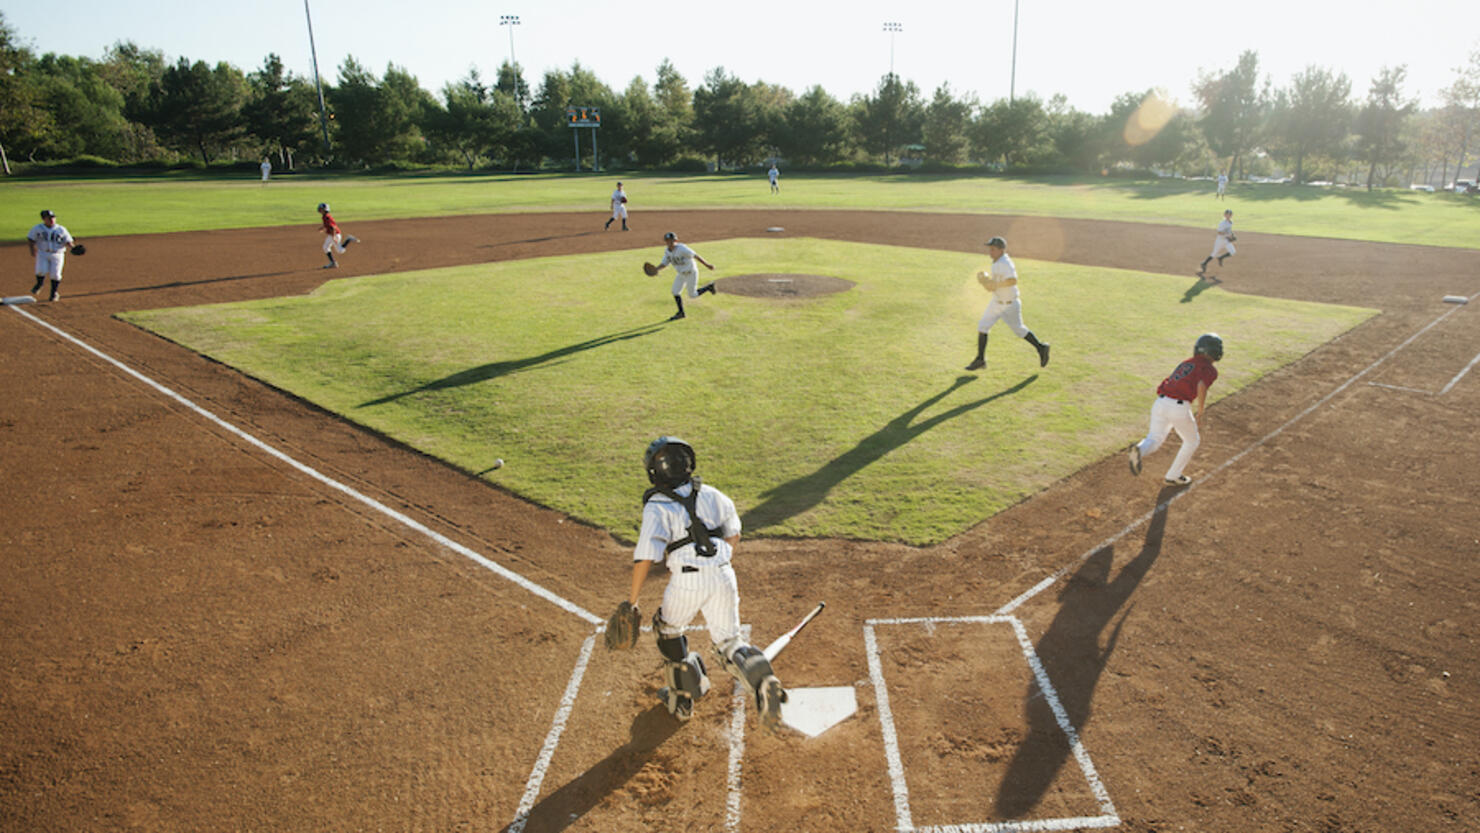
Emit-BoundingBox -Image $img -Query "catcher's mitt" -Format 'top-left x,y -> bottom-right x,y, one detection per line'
69,244 -> 86,256
604,601 -> 642,651
643,261 -> 659,277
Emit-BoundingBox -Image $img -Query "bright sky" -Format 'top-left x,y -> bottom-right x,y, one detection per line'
7,0 -> 1477,113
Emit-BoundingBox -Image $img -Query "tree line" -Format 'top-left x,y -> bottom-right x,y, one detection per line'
2,13 -> 1477,189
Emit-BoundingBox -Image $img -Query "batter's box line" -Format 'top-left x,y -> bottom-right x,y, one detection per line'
864,615 -> 1119,833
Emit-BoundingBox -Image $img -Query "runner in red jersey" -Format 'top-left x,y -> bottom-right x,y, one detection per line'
1129,334 -> 1223,486
316,202 -> 359,269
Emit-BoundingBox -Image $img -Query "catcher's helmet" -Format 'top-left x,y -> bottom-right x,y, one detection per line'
317,202 -> 329,212
645,436 -> 696,488
1194,333 -> 1224,361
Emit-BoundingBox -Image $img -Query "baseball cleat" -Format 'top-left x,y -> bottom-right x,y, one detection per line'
322,262 -> 338,269
667,311 -> 686,321
657,687 -> 695,722
1128,445 -> 1142,475
1037,343 -> 1051,367
1164,475 -> 1192,486
964,357 -> 986,371
343,236 -> 358,247
756,675 -> 787,732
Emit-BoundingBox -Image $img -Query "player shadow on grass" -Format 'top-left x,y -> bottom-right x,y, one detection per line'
357,324 -> 665,408
994,493 -> 1172,819
499,705 -> 681,833
1181,274 -> 1221,303
72,270 -> 298,298
741,374 -> 1038,532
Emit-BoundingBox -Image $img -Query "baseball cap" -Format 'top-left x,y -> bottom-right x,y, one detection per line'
40,209 -> 55,219
663,232 -> 677,241
985,236 -> 1007,248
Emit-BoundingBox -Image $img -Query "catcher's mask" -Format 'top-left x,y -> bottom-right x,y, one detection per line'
1194,333 -> 1224,361
645,436 -> 696,488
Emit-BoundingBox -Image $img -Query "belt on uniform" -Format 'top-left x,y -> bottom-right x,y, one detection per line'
681,565 -> 700,573
1159,395 -> 1187,404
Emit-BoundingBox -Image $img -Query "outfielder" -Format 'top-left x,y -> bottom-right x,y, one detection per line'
27,209 -> 80,302
768,164 -> 780,194
1198,209 -> 1235,276
965,236 -> 1050,371
1216,171 -> 1228,199
653,231 -> 716,321
606,437 -> 787,730
605,181 -> 629,231
260,158 -> 272,182
1128,333 -> 1223,486
316,203 -> 359,269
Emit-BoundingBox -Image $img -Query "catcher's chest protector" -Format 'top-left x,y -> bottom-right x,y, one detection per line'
643,478 -> 724,556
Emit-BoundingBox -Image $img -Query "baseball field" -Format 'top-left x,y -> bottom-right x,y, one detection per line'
2,174 -> 1478,833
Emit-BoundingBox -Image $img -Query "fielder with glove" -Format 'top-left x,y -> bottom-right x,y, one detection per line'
605,182 -> 629,231
26,209 -> 79,302
1199,209 -> 1236,277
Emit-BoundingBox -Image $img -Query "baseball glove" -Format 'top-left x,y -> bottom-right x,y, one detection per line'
643,262 -> 660,277
69,244 -> 86,256
1227,234 -> 1236,242
604,601 -> 642,651
620,196 -> 628,204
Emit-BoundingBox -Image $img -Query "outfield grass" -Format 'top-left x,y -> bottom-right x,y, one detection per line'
119,238 -> 1375,544
5,171 -> 1478,248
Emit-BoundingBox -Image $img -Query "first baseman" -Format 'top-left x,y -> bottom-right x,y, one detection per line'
605,181 -> 629,231
1128,333 -> 1223,486
653,231 -> 716,321
1198,209 -> 1235,276
27,209 -> 79,302
966,236 -> 1050,371
623,436 -> 787,730
316,202 -> 359,269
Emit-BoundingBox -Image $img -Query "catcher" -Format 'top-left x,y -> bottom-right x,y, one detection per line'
604,436 -> 787,731
26,209 -> 82,302
605,181 -> 629,231
1198,209 -> 1236,277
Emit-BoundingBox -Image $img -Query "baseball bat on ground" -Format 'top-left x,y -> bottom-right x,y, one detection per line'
763,602 -> 825,662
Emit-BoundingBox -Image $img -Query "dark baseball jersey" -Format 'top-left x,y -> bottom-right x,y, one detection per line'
321,212 -> 340,235
1156,355 -> 1218,401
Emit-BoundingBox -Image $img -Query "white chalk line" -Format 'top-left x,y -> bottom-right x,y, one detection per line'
1364,292 -> 1480,396
7,305 -> 602,625
725,624 -> 754,833
994,292 -> 1479,617
865,616 -> 1118,833
507,634 -> 597,833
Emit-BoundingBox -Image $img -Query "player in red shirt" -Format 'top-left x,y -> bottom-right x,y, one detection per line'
1128,333 -> 1223,486
316,202 -> 359,269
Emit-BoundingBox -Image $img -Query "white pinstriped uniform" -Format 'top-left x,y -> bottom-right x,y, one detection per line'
634,481 -> 744,652
28,222 -> 73,280
977,251 -> 1030,337
658,243 -> 705,298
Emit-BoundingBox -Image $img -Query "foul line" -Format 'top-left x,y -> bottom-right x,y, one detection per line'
507,634 -> 597,833
995,292 -> 1480,617
7,305 -> 601,625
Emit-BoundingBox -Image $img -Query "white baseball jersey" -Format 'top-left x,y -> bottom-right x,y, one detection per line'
28,223 -> 73,255
261,160 -> 272,181
1211,217 -> 1236,257
611,187 -> 628,219
1216,174 -> 1228,191
659,243 -> 701,277
636,481 -> 744,647
986,252 -> 1020,303
768,166 -> 779,183
977,252 -> 1030,337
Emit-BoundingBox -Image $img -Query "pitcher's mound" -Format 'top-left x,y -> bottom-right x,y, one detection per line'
717,274 -> 855,299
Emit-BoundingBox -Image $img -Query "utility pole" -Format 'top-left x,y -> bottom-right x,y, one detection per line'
304,0 -> 331,155
1010,0 -> 1020,102
500,15 -> 520,69
883,21 -> 903,78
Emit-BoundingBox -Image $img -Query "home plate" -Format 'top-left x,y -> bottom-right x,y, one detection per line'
781,686 -> 857,738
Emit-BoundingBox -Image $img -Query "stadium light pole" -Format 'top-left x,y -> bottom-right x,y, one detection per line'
500,15 -> 520,70
303,0 -> 331,155
883,21 -> 903,78
1009,0 -> 1020,102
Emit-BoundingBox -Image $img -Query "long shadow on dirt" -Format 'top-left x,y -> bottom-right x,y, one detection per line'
741,374 -> 1038,533
995,492 -> 1173,818
502,705 -> 681,833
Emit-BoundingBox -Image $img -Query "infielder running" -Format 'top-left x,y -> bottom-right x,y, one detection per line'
605,181 -> 629,231
965,236 -> 1050,372
623,437 -> 787,730
27,209 -> 80,302
316,203 -> 359,269
654,231 -> 716,321
1198,209 -> 1235,276
1128,333 -> 1223,486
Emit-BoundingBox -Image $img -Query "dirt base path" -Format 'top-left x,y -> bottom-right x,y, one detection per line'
2,210 -> 1477,832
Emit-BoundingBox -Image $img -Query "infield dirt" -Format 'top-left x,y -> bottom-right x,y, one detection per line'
2,209 -> 1477,832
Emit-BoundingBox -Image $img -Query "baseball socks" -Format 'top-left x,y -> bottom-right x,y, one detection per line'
965,332 -> 988,371
669,295 -> 686,321
49,279 -> 60,301
324,253 -> 338,269
343,236 -> 358,248
699,282 -> 717,295
32,276 -> 44,294
621,220 -> 629,231
1199,256 -> 1212,272
1023,331 -> 1050,367
1217,254 -> 1230,265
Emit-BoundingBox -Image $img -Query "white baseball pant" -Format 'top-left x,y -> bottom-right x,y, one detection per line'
977,298 -> 1030,337
656,563 -> 743,654
323,233 -> 346,254
1136,395 -> 1200,480
34,252 -> 65,281
1211,237 -> 1235,258
671,270 -> 702,299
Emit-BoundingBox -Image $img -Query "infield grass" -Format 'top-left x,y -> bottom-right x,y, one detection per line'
6,171 -> 1478,249
119,238 -> 1375,544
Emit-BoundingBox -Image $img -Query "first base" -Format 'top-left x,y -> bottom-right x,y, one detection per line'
1443,295 -> 1468,304
1,296 -> 37,306
765,226 -> 785,233
780,686 -> 857,738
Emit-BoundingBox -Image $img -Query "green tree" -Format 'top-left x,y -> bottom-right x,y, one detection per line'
1439,46 -> 1480,185
973,95 -> 1051,167
1044,94 -> 1103,172
494,60 -> 530,111
146,58 -> 247,164
692,67 -> 772,167
1355,65 -> 1416,190
98,41 -> 167,161
28,54 -> 132,160
243,53 -> 318,169
1193,49 -> 1271,178
778,85 -> 853,166
427,68 -> 521,169
1102,89 -> 1198,172
1269,66 -> 1352,184
0,12 -> 50,170
922,83 -> 975,165
853,73 -> 923,165
328,58 -> 435,165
